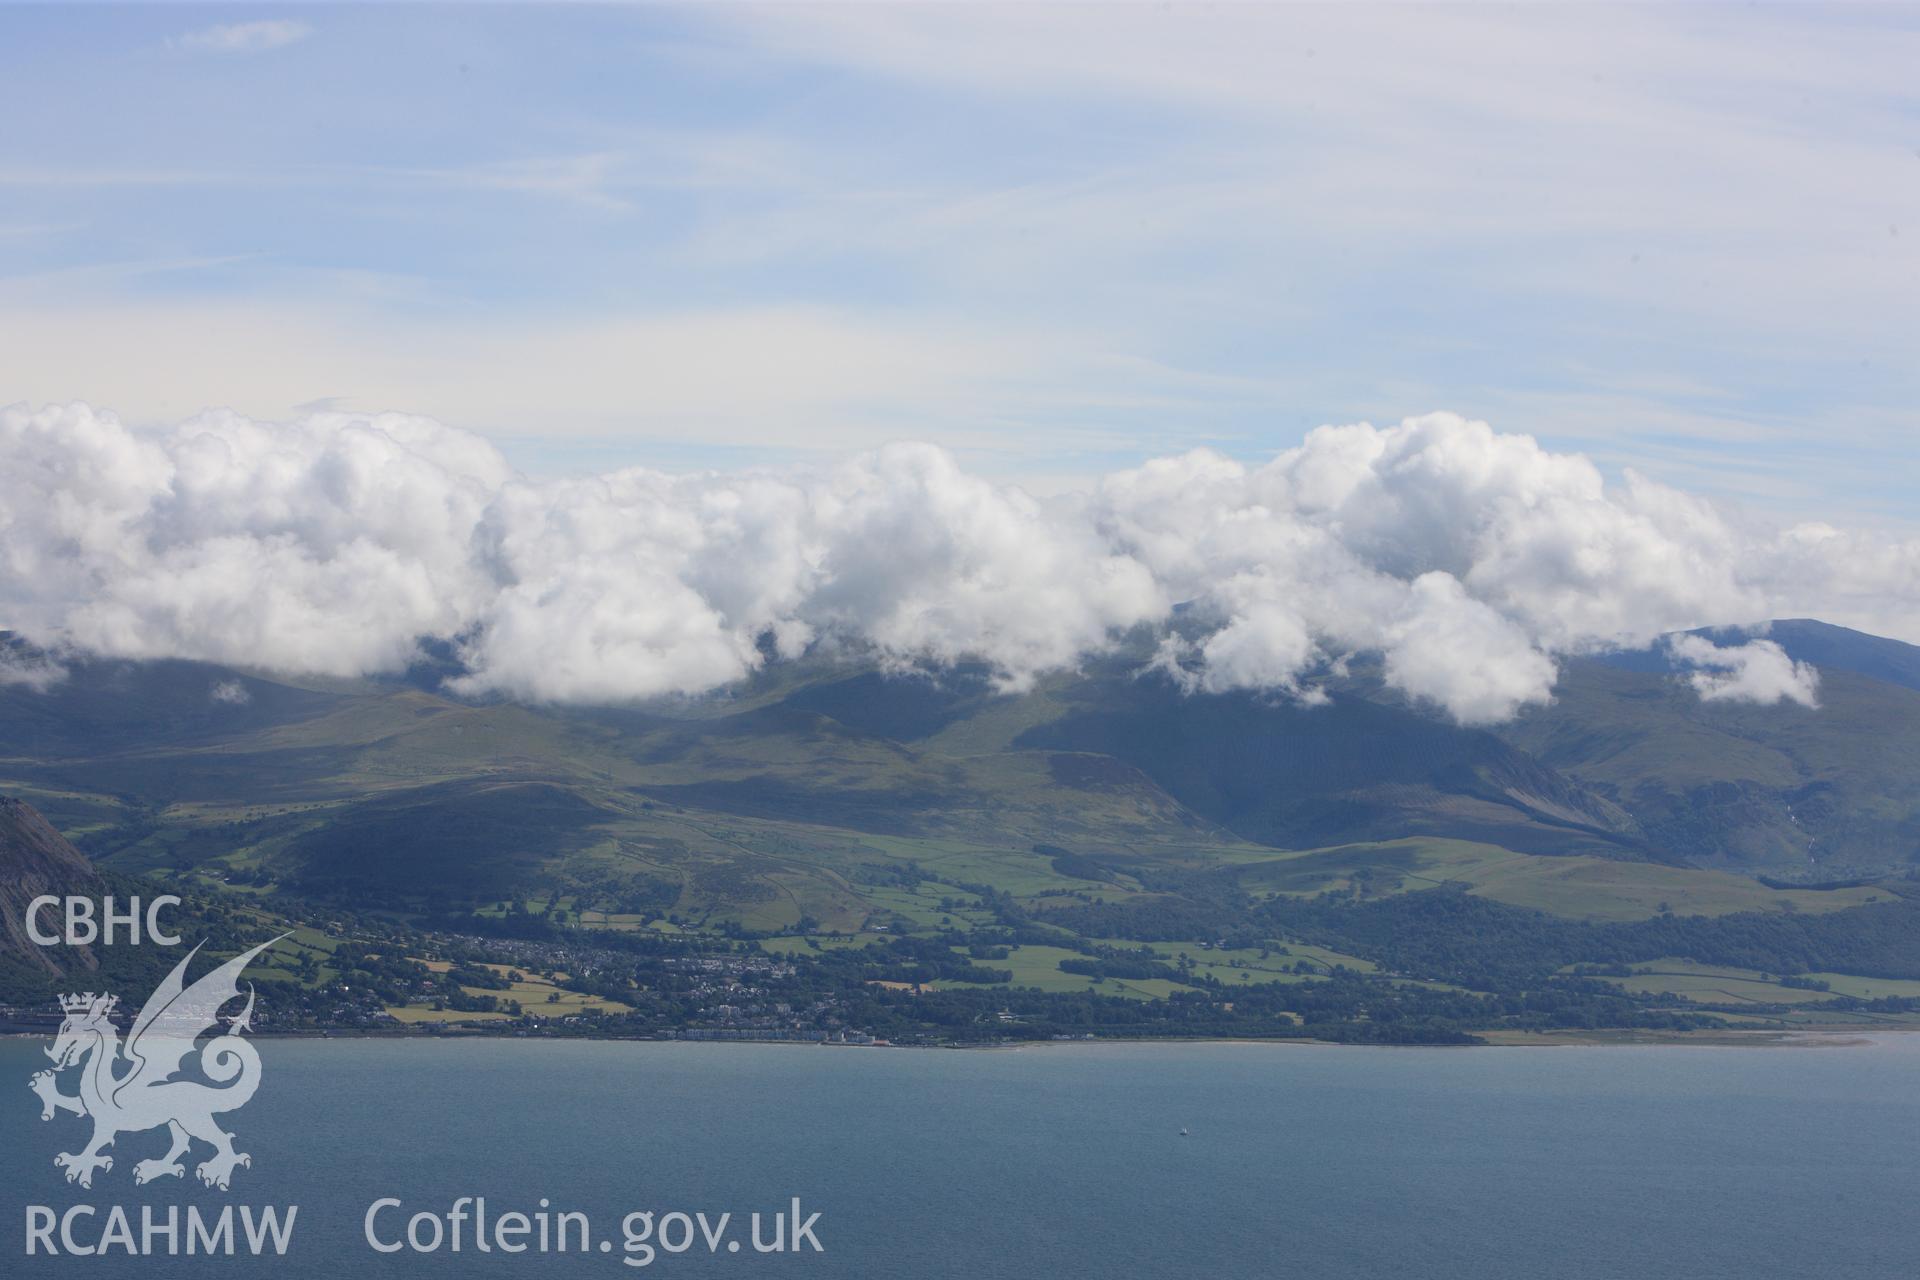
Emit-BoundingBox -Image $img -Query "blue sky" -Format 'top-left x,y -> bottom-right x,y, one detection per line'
2,3 -> 1916,521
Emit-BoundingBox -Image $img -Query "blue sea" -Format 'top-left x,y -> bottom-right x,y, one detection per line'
5,1035 -> 1918,1278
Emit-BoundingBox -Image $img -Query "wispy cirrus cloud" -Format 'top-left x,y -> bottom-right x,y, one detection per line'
0,5 -> 1914,517
169,19 -> 312,56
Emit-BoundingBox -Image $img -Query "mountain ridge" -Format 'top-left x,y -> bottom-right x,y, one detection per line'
0,619 -> 1913,935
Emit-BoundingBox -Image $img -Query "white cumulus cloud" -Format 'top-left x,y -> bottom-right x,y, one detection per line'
0,645 -> 65,692
1085,413 -> 1772,721
1,403 -> 1913,722
210,679 -> 252,705
1666,635 -> 1821,709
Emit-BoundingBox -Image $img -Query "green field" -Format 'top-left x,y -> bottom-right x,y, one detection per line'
1597,958 -> 1920,1008
759,935 -> 892,957
1803,972 -> 1920,1000
1613,962 -> 1837,1006
1238,837 -> 1880,922
1093,938 -> 1376,985
918,944 -> 1193,1001
380,960 -> 631,1023
385,1005 -> 513,1024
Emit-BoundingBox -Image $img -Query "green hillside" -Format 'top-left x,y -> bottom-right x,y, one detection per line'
2,621 -> 1917,1042
6,626 -> 1919,924
1499,643 -> 1920,876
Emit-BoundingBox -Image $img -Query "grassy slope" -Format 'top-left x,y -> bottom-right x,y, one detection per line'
4,657 -> 1293,933
1500,661 -> 1920,875
6,639 -> 1919,1019
1233,836 -> 1881,921
0,675 -> 1888,938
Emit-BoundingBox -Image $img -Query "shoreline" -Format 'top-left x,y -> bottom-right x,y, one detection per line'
8,1025 -> 1911,1049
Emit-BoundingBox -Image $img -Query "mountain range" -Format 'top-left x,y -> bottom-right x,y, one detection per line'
0,619 -> 1916,937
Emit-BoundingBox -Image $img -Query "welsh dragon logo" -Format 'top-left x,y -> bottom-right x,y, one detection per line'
27,936 -> 284,1190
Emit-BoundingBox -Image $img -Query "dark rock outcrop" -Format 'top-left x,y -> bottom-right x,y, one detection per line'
0,795 -> 101,974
